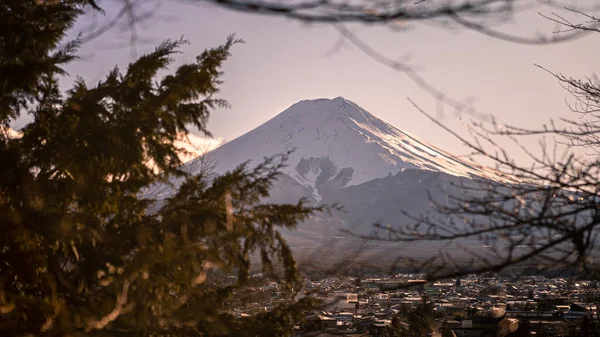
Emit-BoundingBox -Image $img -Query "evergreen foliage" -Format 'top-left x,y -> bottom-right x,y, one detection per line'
388,301 -> 437,337
0,1 -> 320,335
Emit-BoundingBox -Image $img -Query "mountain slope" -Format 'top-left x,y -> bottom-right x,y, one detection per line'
166,97 -> 510,258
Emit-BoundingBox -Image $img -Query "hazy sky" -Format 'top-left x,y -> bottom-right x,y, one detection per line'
48,0 -> 599,165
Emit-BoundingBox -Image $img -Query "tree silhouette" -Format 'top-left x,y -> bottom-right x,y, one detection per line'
358,8 -> 600,281
0,1 -> 323,335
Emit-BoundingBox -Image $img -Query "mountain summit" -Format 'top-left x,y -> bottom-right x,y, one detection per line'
185,97 -> 491,201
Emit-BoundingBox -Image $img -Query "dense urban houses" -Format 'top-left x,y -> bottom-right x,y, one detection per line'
233,273 -> 600,337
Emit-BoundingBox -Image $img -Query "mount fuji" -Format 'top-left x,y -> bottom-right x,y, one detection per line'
185,97 -> 494,199
178,97 -> 498,256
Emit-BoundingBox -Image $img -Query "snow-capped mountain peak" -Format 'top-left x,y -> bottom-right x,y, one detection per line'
185,97 -> 497,201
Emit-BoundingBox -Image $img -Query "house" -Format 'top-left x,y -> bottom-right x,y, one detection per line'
354,319 -> 389,336
451,327 -> 495,337
305,315 -> 338,331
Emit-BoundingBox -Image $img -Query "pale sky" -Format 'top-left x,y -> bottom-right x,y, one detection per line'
36,0 -> 599,166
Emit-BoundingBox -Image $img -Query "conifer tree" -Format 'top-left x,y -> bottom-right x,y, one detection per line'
0,1 -> 319,335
